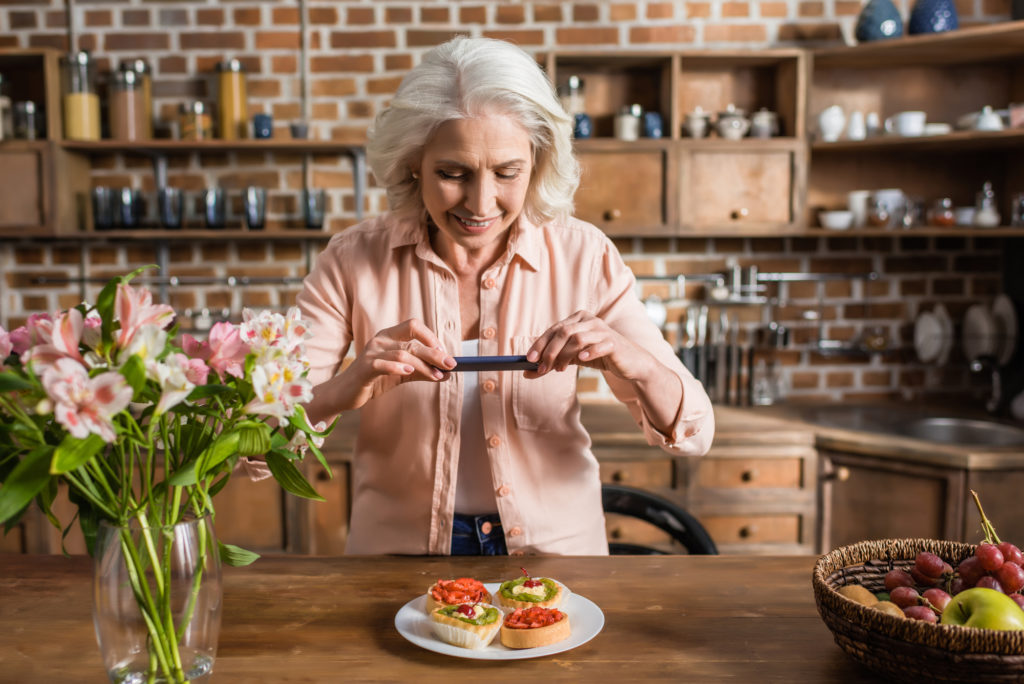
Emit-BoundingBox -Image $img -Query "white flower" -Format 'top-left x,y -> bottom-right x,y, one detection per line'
41,358 -> 132,443
119,323 -> 168,369
243,357 -> 313,419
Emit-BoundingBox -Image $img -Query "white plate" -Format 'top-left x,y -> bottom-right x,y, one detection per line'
934,303 -> 954,366
395,582 -> 604,660
914,311 -> 942,363
963,303 -> 997,362
993,294 -> 1018,366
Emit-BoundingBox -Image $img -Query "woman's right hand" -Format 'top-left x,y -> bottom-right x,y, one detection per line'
309,319 -> 455,417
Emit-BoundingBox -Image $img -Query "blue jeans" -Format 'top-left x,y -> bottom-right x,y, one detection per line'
450,513 -> 507,556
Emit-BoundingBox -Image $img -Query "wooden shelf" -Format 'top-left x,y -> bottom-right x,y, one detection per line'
8,228 -> 335,241
61,140 -> 365,156
813,20 -> 1024,69
811,129 -> 1024,153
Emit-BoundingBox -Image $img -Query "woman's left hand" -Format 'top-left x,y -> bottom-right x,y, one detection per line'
524,310 -> 656,382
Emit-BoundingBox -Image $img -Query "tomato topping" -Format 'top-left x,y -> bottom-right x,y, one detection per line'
430,577 -> 488,605
503,607 -> 565,629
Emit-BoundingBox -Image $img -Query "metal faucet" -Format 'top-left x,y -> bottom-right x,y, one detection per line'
970,355 -> 1001,413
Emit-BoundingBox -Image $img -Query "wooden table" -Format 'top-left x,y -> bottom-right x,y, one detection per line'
1,554 -> 879,682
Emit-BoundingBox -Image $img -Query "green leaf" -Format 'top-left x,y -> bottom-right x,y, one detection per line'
0,372 -> 34,392
195,430 -> 241,480
266,451 -> 325,502
167,460 -> 198,487
289,405 -> 337,437
236,421 -> 271,458
187,384 -> 233,400
51,433 -> 105,475
95,277 -> 120,347
0,446 -> 54,524
119,354 -> 146,394
219,541 -> 260,567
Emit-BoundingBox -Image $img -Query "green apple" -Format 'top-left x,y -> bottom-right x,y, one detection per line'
940,587 -> 1024,630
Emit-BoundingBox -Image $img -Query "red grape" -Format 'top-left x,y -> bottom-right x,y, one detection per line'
958,556 -> 985,586
977,575 -> 1005,593
884,568 -> 915,591
999,542 -> 1024,566
922,588 -> 952,612
977,543 -> 1005,571
996,562 -> 1024,594
1010,594 -> 1024,610
941,562 -> 953,576
903,605 -> 938,623
910,566 -> 941,587
915,552 -> 945,578
949,577 -> 967,596
890,586 -> 920,608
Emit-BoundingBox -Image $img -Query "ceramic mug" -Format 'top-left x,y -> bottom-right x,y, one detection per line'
884,110 -> 926,137
818,105 -> 846,142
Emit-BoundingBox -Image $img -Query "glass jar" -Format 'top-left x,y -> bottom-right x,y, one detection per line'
61,50 -> 101,140
108,69 -> 147,141
559,75 -> 585,117
0,73 -> 12,141
179,101 -> 213,140
216,59 -> 247,140
974,181 -> 1001,227
929,197 -> 956,227
119,59 -> 152,138
13,101 -> 39,140
614,103 -> 642,141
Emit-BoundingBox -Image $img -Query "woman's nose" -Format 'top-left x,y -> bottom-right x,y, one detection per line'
463,175 -> 497,217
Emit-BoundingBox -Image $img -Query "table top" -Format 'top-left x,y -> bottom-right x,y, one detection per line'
0,553 -> 879,682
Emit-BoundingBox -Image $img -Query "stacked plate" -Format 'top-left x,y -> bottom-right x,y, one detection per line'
961,295 -> 1017,366
913,303 -> 953,365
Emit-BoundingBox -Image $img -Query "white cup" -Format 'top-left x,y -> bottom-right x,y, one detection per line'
847,189 -> 871,228
884,111 -> 926,137
818,105 -> 846,142
846,110 -> 866,141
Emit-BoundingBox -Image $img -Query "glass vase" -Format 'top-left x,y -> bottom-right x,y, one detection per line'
93,515 -> 222,684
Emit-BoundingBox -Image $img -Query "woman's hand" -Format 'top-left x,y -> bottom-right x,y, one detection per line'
307,319 -> 454,420
524,310 -> 656,381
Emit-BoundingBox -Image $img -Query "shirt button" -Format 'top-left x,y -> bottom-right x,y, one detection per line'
488,435 -> 501,448
480,521 -> 493,534
482,327 -> 495,339
497,485 -> 511,497
482,380 -> 496,393
445,320 -> 454,330
483,278 -> 496,289
509,527 -> 522,537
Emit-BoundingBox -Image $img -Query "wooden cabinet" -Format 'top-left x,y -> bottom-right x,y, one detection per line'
575,141 -> 675,235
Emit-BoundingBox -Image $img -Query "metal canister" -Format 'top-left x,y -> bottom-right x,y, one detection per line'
216,59 -> 247,140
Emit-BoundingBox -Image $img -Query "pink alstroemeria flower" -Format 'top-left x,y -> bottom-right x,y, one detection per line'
0,325 -> 12,367
24,309 -> 86,372
115,283 -> 175,350
181,322 -> 248,380
9,312 -> 54,354
41,357 -> 133,443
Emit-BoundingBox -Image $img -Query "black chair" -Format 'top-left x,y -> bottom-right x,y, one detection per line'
601,483 -> 718,555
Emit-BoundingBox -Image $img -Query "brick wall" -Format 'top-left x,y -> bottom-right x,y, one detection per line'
0,0 -> 1012,405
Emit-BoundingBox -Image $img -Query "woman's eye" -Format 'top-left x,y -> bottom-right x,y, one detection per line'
496,169 -> 520,180
436,169 -> 465,181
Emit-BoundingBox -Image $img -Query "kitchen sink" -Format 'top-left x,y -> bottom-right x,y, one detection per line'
796,405 -> 1024,448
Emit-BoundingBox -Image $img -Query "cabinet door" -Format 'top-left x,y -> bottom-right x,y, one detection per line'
574,145 -> 673,236
0,147 -> 45,229
683,148 -> 797,231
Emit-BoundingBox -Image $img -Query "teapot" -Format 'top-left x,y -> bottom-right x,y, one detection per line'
974,105 -> 1005,132
683,106 -> 711,138
750,108 -> 779,139
716,104 -> 750,140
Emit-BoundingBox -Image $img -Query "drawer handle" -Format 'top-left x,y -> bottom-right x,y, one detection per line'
610,527 -> 623,539
822,466 -> 851,482
611,470 -> 628,483
740,469 -> 758,483
730,208 -> 749,220
738,525 -> 757,539
603,209 -> 622,221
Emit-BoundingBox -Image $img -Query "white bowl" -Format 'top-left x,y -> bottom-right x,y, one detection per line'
819,210 -> 854,230
953,206 -> 976,226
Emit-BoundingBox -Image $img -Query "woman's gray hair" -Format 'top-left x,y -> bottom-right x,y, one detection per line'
367,36 -> 579,224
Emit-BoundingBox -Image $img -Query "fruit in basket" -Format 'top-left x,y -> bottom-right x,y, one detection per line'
890,586 -> 920,608
903,605 -> 938,623
940,587 -> 1024,630
884,568 -> 914,590
873,600 -> 905,618
923,588 -> 952,613
838,584 -> 879,606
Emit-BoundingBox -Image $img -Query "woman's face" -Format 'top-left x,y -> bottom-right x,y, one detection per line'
417,112 -> 533,261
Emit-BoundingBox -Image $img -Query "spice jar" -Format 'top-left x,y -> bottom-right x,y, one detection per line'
119,59 -> 152,138
929,197 -> 955,227
216,59 -> 248,140
14,101 -> 39,140
179,101 -> 213,140
0,74 -> 11,141
614,103 -> 642,141
109,69 -> 147,141
61,50 -> 101,141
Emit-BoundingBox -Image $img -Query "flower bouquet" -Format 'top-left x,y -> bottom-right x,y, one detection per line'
0,267 -> 333,683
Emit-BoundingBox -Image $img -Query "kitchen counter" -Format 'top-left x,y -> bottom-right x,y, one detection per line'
0,554 -> 876,683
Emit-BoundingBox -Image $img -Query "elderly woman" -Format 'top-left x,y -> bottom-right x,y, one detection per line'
298,36 -> 713,556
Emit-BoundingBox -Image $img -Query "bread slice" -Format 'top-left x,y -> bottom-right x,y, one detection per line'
429,603 -> 502,650
494,576 -> 564,611
424,578 -> 492,614
500,607 -> 571,649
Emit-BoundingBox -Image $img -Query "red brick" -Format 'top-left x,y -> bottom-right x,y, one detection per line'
272,7 -> 299,24
248,79 -> 281,98
723,2 -> 751,17
311,54 -> 375,73
647,2 -> 675,18
385,7 -> 413,23
158,55 -> 187,74
420,7 -> 449,23
271,55 -> 298,74
256,31 -> 301,50
45,9 -> 66,28
777,23 -> 844,41
328,125 -> 368,144
309,7 -> 337,24
835,1 -> 862,15
609,4 -> 637,21
687,2 -> 712,19
799,1 -> 826,17
533,4 -> 563,21
573,3 -> 600,21
556,27 -> 619,44
982,0 -> 1010,14
121,9 -> 149,26
311,77 -> 357,97
84,9 -> 111,27
180,32 -> 245,50
367,75 -> 403,95
630,25 -> 697,43
158,9 -> 188,26
459,6 -> 487,23
347,100 -> 375,118
482,29 -> 545,46
347,7 -> 375,25
704,24 -> 768,42
9,11 -> 36,29
196,8 -> 224,26
384,54 -> 413,71
233,8 -> 261,26
330,30 -> 396,49
310,102 -> 339,120
407,29 -> 468,47
496,4 -> 525,23
104,32 -> 170,51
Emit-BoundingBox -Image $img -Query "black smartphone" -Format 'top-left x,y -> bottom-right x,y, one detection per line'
449,355 -> 539,372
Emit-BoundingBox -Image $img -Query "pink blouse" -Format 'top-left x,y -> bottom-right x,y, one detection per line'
296,212 -> 714,555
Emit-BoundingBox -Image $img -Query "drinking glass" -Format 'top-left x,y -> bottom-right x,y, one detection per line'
91,187 -> 114,230
242,186 -> 266,230
157,187 -> 184,228
115,187 -> 141,228
302,188 -> 326,229
202,188 -> 226,228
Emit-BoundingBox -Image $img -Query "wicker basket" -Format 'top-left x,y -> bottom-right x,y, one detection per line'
813,538 -> 1024,683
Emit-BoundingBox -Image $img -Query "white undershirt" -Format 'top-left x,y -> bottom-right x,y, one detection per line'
454,339 -> 498,515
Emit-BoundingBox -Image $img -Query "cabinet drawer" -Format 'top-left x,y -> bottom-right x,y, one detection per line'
605,514 -> 675,546
700,514 -> 801,545
599,459 -> 673,488
687,149 -> 794,228
0,148 -> 44,228
696,458 -> 803,490
575,146 -> 671,235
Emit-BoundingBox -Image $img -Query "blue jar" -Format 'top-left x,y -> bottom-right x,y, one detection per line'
908,0 -> 958,34
643,111 -> 663,139
573,112 -> 592,139
855,0 -> 903,43
252,112 -> 273,139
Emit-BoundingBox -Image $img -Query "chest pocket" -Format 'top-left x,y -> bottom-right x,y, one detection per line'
510,335 -> 579,432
